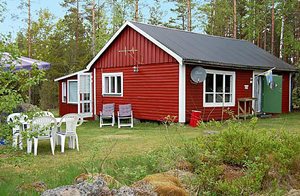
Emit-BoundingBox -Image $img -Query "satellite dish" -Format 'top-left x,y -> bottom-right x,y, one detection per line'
191,66 -> 207,83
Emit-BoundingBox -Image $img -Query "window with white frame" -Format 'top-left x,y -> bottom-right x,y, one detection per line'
68,80 -> 78,104
203,70 -> 235,107
62,82 -> 67,103
102,72 -> 123,96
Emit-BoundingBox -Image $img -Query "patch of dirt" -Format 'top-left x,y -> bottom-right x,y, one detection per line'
0,154 -> 10,159
287,155 -> 300,189
175,160 -> 194,172
102,134 -> 133,139
220,164 -> 245,182
17,181 -> 47,193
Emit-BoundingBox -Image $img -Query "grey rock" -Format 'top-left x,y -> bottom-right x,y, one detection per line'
287,189 -> 300,196
42,177 -> 110,196
112,186 -> 135,196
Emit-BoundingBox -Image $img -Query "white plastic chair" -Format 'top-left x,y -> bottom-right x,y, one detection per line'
7,113 -> 28,149
56,113 -> 83,153
99,103 -> 115,128
29,116 -> 57,156
117,104 -> 133,128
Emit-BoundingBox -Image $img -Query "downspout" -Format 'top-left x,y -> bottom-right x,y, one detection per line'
179,60 -> 186,123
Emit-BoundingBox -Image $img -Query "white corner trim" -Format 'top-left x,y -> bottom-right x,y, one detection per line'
178,62 -> 186,123
93,68 -> 97,118
289,73 -> 292,112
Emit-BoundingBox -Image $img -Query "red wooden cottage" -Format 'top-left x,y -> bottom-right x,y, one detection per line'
55,21 -> 296,123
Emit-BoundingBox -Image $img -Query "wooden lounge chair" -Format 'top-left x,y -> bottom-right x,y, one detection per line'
117,104 -> 133,128
99,103 -> 115,128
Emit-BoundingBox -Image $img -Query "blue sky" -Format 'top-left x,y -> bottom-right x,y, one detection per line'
0,0 -> 203,37
0,0 -> 66,36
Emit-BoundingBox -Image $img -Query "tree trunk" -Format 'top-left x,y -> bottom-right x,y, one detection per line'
279,1 -> 286,59
211,0 -> 216,34
233,0 -> 237,38
27,0 -> 31,58
135,0 -> 138,22
76,0 -> 79,53
92,0 -> 96,56
187,0 -> 191,31
264,27 -> 267,50
271,0 -> 275,54
27,0 -> 31,104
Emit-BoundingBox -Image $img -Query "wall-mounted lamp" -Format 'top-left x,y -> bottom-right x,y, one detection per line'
133,65 -> 139,73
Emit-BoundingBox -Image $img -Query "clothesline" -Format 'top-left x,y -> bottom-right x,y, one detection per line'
255,67 -> 276,77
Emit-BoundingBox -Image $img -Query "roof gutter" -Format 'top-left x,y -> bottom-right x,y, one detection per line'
183,59 -> 297,72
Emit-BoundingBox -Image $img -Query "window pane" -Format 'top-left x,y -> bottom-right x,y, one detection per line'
205,94 -> 213,103
225,75 -> 232,93
205,74 -> 213,92
216,93 -> 223,103
105,77 -> 109,93
216,74 -> 223,92
117,76 -> 121,94
84,103 -> 90,112
83,93 -> 90,100
111,76 -> 115,93
62,82 -> 67,102
68,81 -> 78,103
225,94 -> 232,102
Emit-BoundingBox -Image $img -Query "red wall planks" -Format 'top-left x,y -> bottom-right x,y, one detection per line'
90,26 -> 179,121
282,72 -> 290,113
186,66 -> 253,121
95,63 -> 179,121
59,76 -> 78,116
95,26 -> 176,69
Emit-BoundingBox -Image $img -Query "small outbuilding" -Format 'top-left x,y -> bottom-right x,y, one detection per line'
55,21 -> 296,123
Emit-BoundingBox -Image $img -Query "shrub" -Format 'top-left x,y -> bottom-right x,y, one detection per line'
186,118 -> 300,195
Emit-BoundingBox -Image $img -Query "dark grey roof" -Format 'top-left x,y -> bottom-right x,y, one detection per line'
131,21 -> 296,71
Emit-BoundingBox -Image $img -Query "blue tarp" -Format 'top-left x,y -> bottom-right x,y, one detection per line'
0,52 -> 51,70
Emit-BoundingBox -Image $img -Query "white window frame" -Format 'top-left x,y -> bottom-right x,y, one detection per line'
62,82 -> 67,103
102,72 -> 123,97
67,80 -> 78,104
203,69 -> 236,107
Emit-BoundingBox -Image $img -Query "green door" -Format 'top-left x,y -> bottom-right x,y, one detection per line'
261,75 -> 282,113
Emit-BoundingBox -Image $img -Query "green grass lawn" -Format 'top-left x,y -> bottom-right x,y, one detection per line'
0,112 -> 300,195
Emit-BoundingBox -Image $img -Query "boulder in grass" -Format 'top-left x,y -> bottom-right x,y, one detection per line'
75,173 -> 121,188
42,177 -> 111,196
111,186 -> 135,196
287,189 -> 300,196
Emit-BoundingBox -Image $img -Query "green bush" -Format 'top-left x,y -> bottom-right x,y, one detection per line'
186,118 -> 300,195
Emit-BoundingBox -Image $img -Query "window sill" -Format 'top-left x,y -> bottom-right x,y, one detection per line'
203,103 -> 235,107
102,94 -> 123,97
67,102 -> 78,105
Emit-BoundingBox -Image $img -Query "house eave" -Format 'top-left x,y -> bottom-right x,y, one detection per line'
183,59 -> 297,72
54,69 -> 87,82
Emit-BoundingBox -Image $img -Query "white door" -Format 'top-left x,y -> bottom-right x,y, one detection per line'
252,72 -> 263,113
78,73 -> 93,118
